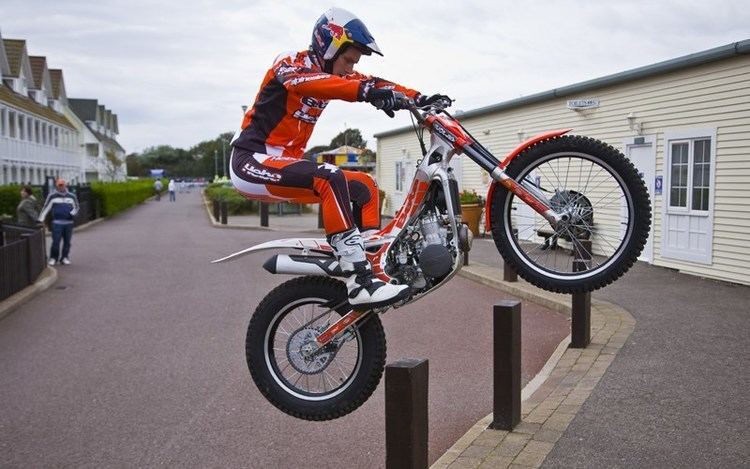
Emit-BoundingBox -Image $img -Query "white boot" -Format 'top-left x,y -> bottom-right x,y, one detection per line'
329,228 -> 409,308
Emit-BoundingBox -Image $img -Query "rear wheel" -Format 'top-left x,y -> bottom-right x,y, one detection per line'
491,135 -> 651,293
246,276 -> 386,420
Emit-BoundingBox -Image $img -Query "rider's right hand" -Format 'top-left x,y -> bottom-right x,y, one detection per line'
363,88 -> 400,117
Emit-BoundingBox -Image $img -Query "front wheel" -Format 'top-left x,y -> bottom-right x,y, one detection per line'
491,135 -> 651,293
246,276 -> 386,421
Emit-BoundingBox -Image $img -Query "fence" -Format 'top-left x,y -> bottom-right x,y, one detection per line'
0,222 -> 47,301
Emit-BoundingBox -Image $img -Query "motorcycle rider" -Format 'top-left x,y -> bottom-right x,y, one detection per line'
230,7 -> 449,308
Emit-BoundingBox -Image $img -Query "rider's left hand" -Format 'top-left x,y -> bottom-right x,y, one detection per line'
415,93 -> 452,107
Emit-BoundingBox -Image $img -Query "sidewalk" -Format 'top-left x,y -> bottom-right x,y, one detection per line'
446,238 -> 750,468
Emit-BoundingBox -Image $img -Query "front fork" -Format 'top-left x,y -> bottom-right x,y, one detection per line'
463,143 -> 561,228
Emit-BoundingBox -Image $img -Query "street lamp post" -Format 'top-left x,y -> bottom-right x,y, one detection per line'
222,140 -> 227,178
214,150 -> 218,181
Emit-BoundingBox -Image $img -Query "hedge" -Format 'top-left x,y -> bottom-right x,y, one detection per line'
91,179 -> 160,217
203,183 -> 259,215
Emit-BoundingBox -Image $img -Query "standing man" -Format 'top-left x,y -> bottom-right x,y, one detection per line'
168,179 -> 176,202
38,179 -> 79,266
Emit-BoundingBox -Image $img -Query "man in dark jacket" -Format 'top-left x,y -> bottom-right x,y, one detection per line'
38,179 -> 79,265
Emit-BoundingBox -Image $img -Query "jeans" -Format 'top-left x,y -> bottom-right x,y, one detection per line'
51,222 -> 73,261
169,190 -> 176,202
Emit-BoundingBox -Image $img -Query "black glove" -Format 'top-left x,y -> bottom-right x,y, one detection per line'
415,93 -> 452,107
364,88 -> 399,117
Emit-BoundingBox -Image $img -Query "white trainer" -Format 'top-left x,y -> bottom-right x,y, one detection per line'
61,258 -> 71,265
48,258 -> 57,266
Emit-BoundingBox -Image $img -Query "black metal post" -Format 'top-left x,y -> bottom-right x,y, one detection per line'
463,250 -> 469,266
385,358 -> 429,469
490,300 -> 521,430
220,201 -> 228,225
213,200 -> 220,222
317,208 -> 324,229
571,240 -> 592,348
503,262 -> 518,282
260,202 -> 269,227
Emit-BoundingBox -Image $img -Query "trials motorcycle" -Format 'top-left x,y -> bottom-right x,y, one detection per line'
213,95 -> 651,421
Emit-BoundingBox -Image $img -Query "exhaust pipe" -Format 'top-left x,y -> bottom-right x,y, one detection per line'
263,254 -> 347,277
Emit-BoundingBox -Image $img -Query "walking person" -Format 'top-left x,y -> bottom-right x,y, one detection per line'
168,179 -> 176,202
154,178 -> 163,201
16,186 -> 40,227
38,179 -> 79,266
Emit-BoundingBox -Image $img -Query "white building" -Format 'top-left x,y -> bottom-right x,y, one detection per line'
0,34 -> 80,184
68,99 -> 126,182
0,29 -> 126,185
375,39 -> 750,286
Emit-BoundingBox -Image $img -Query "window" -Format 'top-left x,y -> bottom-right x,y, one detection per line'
86,143 -> 99,157
18,113 -> 25,140
54,128 -> 59,147
27,117 -> 33,141
668,138 -> 711,213
0,108 -> 5,136
395,161 -> 404,192
8,111 -> 16,138
41,123 -> 47,145
35,120 -> 40,143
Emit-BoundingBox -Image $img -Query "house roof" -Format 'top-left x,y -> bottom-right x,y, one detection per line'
89,125 -> 125,153
68,98 -> 98,121
28,56 -> 47,89
316,145 -> 364,156
49,69 -> 64,99
3,39 -> 25,77
375,38 -> 750,139
0,84 -> 76,129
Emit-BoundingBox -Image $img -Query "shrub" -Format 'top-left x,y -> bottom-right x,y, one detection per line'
91,179 -> 155,217
459,189 -> 483,205
204,183 -> 258,215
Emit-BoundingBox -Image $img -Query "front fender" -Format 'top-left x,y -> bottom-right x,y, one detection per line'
483,129 -> 571,230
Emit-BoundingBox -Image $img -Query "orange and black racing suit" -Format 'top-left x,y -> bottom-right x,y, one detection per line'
230,49 -> 418,234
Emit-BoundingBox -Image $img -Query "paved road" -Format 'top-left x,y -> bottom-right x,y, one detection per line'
0,192 -> 568,468
470,238 -> 750,467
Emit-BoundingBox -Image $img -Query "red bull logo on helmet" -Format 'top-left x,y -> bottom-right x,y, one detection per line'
322,22 -> 351,48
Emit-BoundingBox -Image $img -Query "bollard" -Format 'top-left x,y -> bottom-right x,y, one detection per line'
385,358 -> 429,469
317,208 -> 324,229
571,239 -> 592,348
490,300 -> 521,431
213,200 -> 220,222
503,262 -> 518,282
260,202 -> 269,227
463,250 -> 469,266
220,201 -> 228,225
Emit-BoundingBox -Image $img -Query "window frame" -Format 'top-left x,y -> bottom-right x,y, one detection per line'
664,128 -> 717,218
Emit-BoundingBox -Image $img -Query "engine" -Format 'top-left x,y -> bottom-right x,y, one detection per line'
386,207 -> 466,294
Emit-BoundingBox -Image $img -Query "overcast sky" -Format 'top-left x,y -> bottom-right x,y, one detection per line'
1,0 -> 748,153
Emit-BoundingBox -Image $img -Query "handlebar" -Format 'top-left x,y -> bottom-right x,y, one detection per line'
371,93 -> 453,123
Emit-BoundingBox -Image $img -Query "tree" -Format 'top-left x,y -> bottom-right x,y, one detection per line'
329,128 -> 367,149
102,150 -> 126,181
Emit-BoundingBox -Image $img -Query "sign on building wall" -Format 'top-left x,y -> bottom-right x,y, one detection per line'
566,99 -> 600,110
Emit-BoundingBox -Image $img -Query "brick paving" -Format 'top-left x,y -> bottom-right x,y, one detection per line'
432,264 -> 635,469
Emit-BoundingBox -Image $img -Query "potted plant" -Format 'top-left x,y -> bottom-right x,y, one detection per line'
459,189 -> 483,236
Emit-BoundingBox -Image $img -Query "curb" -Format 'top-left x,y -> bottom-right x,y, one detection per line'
432,263 -> 636,468
0,267 -> 58,321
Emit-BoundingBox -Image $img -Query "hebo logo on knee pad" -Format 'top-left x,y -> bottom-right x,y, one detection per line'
242,163 -> 282,182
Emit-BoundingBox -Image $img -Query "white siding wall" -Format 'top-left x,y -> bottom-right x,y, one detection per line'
376,55 -> 750,285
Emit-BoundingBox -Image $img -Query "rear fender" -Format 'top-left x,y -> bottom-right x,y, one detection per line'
211,238 -> 332,264
483,129 -> 571,229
